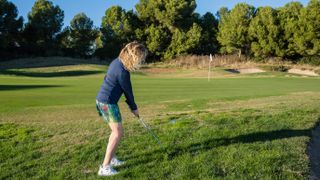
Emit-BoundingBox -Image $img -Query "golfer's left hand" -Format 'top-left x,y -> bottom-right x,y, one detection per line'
132,109 -> 139,118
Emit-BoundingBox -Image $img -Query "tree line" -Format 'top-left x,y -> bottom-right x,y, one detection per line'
0,0 -> 319,63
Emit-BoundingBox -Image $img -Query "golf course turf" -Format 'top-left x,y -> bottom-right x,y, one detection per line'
0,64 -> 320,179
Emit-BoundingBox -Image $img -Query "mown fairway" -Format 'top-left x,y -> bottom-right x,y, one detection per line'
1,65 -> 320,179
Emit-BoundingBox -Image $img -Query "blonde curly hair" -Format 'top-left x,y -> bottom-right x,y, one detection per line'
119,41 -> 148,72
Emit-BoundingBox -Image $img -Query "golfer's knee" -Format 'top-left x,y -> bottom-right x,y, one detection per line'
113,132 -> 122,141
112,128 -> 123,140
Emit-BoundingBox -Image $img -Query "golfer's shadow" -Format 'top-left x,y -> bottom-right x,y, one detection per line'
168,128 -> 311,159
124,128 -> 311,168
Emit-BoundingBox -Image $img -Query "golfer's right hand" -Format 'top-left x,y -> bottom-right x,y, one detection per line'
132,109 -> 139,118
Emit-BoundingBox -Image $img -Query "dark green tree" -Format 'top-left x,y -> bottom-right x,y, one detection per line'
196,12 -> 219,54
217,3 -> 255,57
136,0 -> 201,60
136,0 -> 196,31
56,27 -> 72,55
98,6 -> 136,58
164,23 -> 202,59
294,0 -> 320,57
145,24 -> 171,57
23,0 -> 64,55
249,6 -> 283,58
277,2 -> 303,58
63,13 -> 98,57
0,0 -> 23,57
157,0 -> 196,31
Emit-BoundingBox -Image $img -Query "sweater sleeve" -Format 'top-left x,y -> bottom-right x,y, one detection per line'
118,70 -> 137,111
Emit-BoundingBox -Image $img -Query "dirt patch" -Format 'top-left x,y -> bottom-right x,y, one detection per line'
288,69 -> 319,77
225,68 -> 265,74
309,123 -> 320,180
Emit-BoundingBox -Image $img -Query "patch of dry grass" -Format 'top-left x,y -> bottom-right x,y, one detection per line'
144,55 -> 319,76
0,56 -> 107,70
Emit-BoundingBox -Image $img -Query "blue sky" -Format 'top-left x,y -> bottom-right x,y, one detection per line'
11,0 -> 309,27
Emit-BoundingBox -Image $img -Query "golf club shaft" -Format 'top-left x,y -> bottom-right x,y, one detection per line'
137,117 -> 163,148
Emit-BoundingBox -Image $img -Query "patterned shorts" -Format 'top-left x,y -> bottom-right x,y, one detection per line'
96,100 -> 122,123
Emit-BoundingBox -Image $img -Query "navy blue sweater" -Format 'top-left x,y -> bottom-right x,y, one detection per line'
96,58 -> 137,110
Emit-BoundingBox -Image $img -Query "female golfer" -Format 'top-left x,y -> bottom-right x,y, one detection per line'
96,42 -> 147,176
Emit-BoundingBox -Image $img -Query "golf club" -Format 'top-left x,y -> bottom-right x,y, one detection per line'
137,116 -> 164,148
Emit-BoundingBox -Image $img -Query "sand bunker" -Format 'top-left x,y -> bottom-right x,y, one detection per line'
288,69 -> 319,76
226,68 -> 265,74
239,68 -> 266,74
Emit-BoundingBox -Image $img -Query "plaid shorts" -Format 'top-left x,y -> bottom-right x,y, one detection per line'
96,100 -> 122,123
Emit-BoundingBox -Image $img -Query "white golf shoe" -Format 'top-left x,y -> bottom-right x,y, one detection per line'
98,165 -> 118,176
110,157 -> 125,166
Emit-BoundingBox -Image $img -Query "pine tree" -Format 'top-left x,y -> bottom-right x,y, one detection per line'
277,2 -> 303,58
98,6 -> 137,58
164,23 -> 202,59
217,3 -> 255,58
23,0 -> 64,55
67,13 -> 98,57
196,12 -> 219,54
249,6 -> 283,58
294,0 -> 320,57
0,0 -> 23,58
136,0 -> 201,60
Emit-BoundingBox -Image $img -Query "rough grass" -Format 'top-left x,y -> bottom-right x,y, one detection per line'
0,63 -> 320,179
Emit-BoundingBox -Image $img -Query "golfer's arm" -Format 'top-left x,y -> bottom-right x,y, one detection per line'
119,71 -> 137,111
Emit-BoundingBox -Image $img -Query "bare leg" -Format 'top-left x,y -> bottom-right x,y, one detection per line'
102,123 -> 123,166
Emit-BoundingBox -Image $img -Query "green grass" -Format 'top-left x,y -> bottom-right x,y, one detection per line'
0,64 -> 320,179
